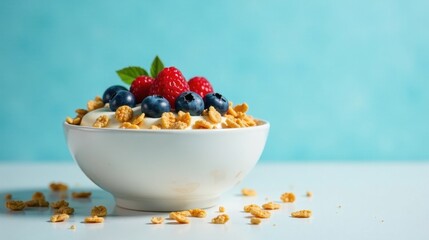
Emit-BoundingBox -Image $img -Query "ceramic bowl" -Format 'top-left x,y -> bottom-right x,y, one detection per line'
63,121 -> 269,211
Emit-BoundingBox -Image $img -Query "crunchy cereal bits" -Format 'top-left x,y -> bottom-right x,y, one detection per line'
250,208 -> 271,218
169,211 -> 191,219
51,200 -> 69,209
234,103 -> 249,113
280,192 -> 296,203
50,214 -> 70,223
262,201 -> 281,210
91,205 -> 107,217
177,111 -> 191,126
306,191 -> 313,197
75,109 -> 88,117
204,106 -> 221,124
56,206 -> 75,215
50,182 -> 68,192
132,113 -> 145,126
5,194 -> 12,200
93,115 -> 109,128
193,119 -> 215,129
291,210 -> 312,218
211,214 -> 230,224
170,212 -> 190,224
84,215 -> 104,223
150,124 -> 162,130
32,192 -> 45,200
25,199 -> 49,207
115,105 -> 133,122
241,188 -> 257,196
5,200 -> 25,211
151,217 -> 164,224
250,217 -> 262,225
70,225 -> 76,230
161,112 -> 176,129
72,191 -> 92,199
219,206 -> 225,213
244,204 -> 261,213
120,122 -> 140,129
189,208 -> 207,218
87,96 -> 104,111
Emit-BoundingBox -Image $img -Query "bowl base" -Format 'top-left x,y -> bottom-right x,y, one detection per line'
115,196 -> 219,212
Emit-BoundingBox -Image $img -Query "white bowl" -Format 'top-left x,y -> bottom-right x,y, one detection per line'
63,121 -> 270,211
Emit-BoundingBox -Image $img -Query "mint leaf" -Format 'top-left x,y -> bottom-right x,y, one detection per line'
116,66 -> 148,85
150,56 -> 164,78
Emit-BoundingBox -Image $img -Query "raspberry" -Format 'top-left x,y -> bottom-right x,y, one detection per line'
188,76 -> 214,98
130,76 -> 155,103
149,67 -> 189,108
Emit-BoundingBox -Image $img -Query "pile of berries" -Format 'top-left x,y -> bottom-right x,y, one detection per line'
102,56 -> 229,118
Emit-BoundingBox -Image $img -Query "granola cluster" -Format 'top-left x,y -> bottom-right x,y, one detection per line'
66,96 -> 104,125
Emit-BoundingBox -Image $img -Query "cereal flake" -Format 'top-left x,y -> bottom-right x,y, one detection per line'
84,216 -> 104,223
91,205 -> 107,217
50,214 -> 70,223
151,217 -> 164,224
5,200 -> 25,211
291,210 -> 312,218
115,105 -> 133,123
212,214 -> 230,224
280,192 -> 296,203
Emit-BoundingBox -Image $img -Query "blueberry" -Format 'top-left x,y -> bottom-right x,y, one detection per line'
109,90 -> 136,111
141,95 -> 171,118
204,93 -> 228,115
102,85 -> 128,104
175,91 -> 204,116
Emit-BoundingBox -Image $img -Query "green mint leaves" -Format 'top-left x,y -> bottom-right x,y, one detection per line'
116,56 -> 165,85
150,56 -> 164,79
116,66 -> 149,85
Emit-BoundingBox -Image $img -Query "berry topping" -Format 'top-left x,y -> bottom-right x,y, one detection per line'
188,77 -> 214,98
149,67 -> 190,108
141,95 -> 171,118
175,91 -> 204,116
102,85 -> 127,104
109,90 -> 136,111
130,76 -> 155,103
204,93 -> 229,115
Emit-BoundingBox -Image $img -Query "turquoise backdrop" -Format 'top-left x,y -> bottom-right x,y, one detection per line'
0,0 -> 428,162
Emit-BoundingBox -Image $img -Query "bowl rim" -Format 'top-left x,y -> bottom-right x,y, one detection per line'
63,119 -> 270,134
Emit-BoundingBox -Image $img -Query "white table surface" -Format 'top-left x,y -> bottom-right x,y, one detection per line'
1,162 -> 428,240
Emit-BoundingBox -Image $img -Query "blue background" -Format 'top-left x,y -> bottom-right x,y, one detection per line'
0,0 -> 428,162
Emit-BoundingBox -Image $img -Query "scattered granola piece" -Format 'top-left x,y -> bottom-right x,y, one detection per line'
50,182 -> 68,192
84,216 -> 104,223
177,111 -> 191,126
193,119 -> 215,129
189,208 -> 207,218
241,188 -> 257,196
170,212 -> 190,224
219,206 -> 225,213
223,118 -> 241,128
115,105 -> 133,123
51,200 -> 69,209
72,191 -> 92,199
5,200 -> 25,211
280,192 -> 296,203
234,103 -> 249,113
161,112 -> 176,129
69,225 -> 76,230
250,208 -> 271,218
206,106 -> 222,124
120,122 -> 140,129
91,205 -> 107,217
151,217 -> 164,224
56,206 -> 75,215
306,191 -> 313,197
32,192 -> 45,200
25,199 -> 49,207
75,109 -> 88,118
244,204 -> 261,213
250,217 -> 262,225
212,214 -> 230,224
5,194 -> 12,200
50,213 -> 70,223
262,202 -> 281,210
87,96 -> 104,111
291,210 -> 312,218
169,211 -> 191,219
132,113 -> 145,127
93,115 -> 109,128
